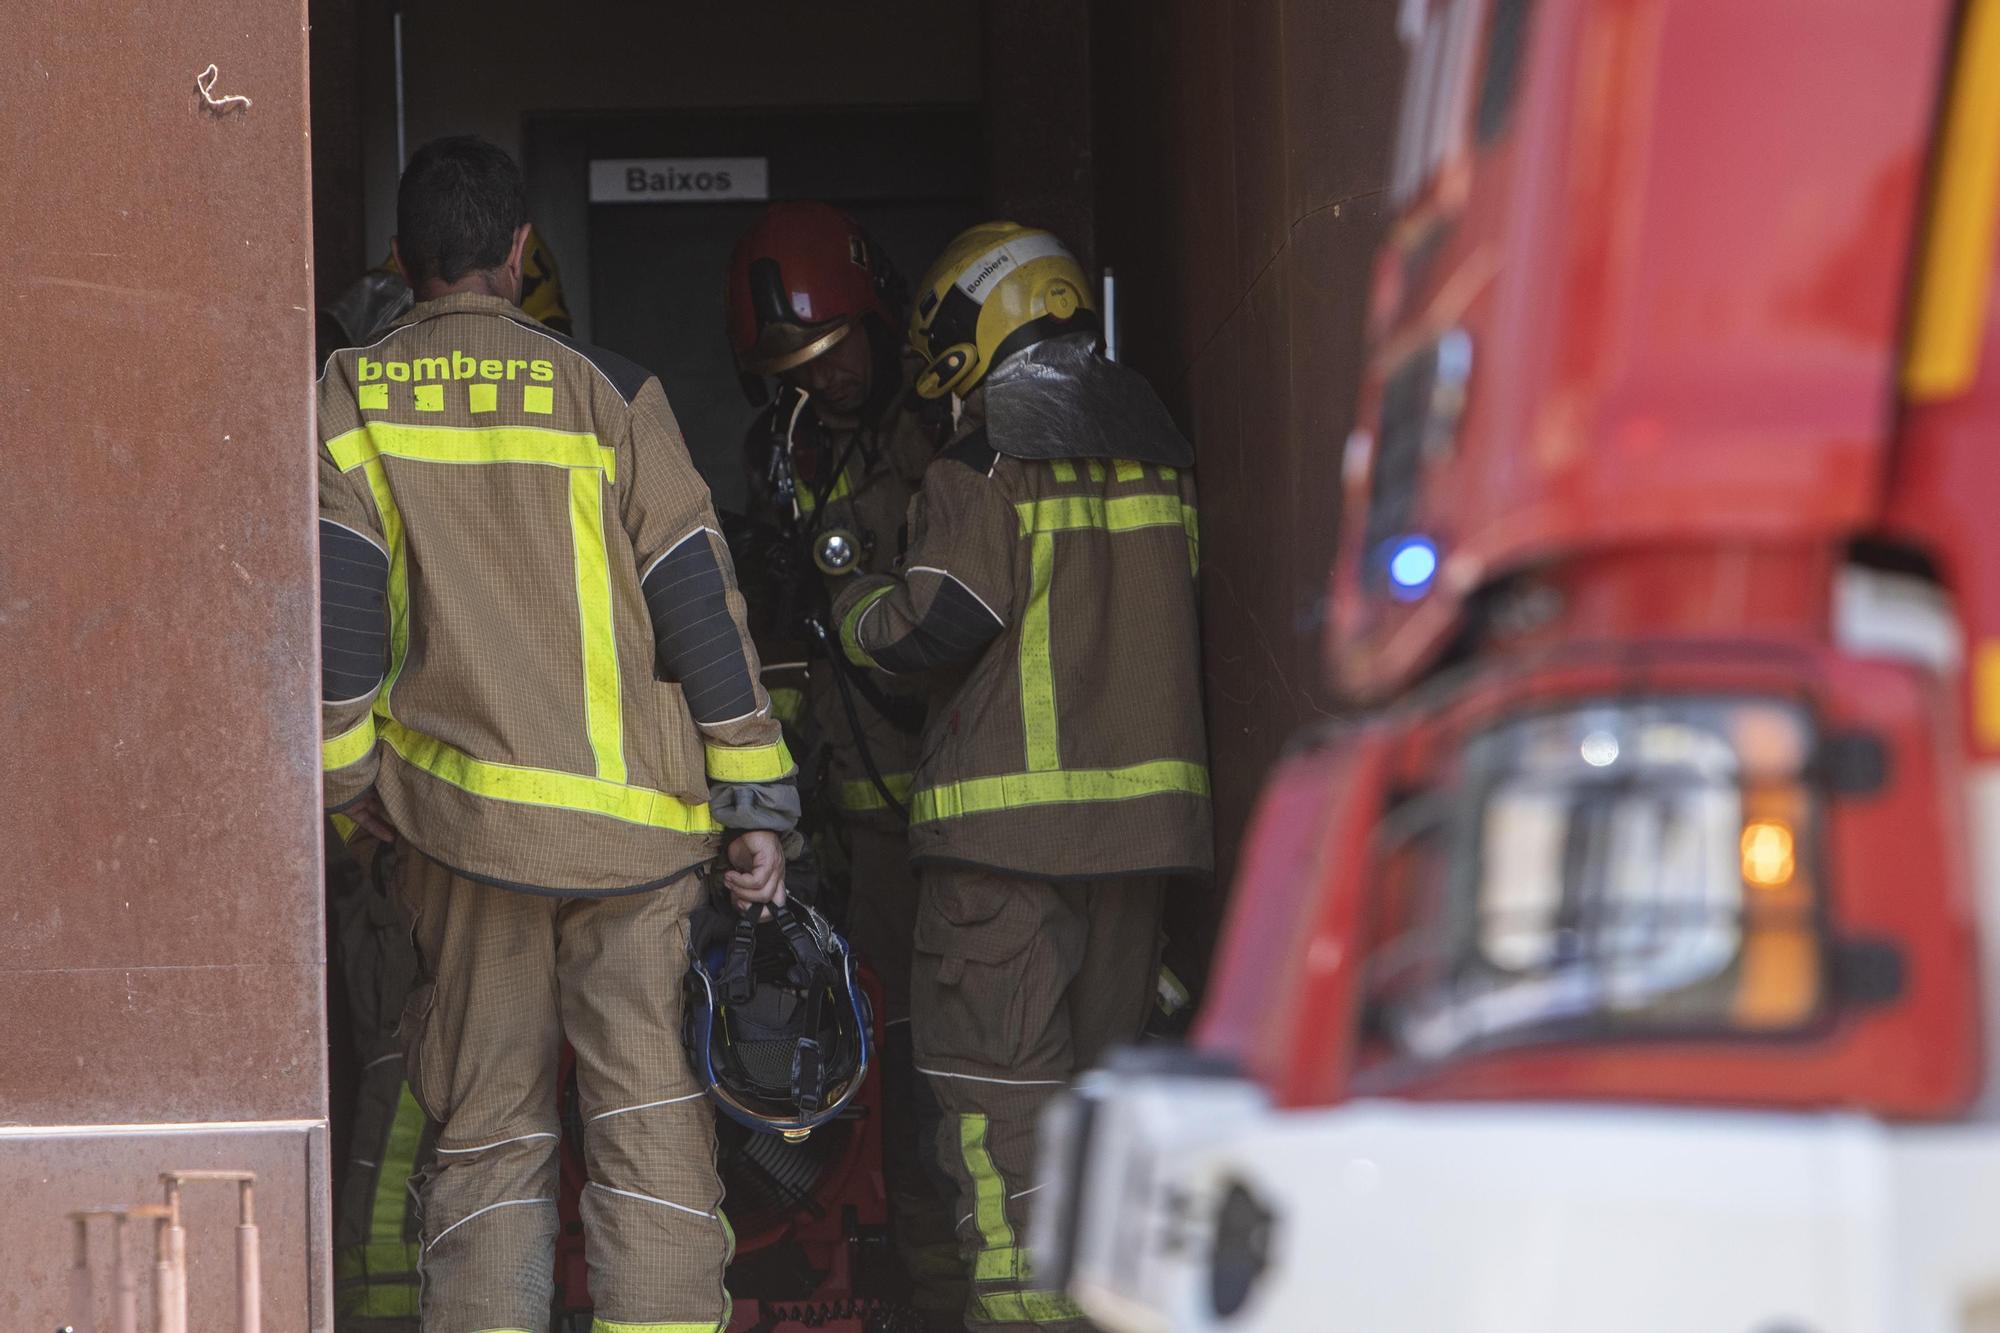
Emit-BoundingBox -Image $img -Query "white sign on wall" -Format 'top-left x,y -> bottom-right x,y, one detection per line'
589,157 -> 769,204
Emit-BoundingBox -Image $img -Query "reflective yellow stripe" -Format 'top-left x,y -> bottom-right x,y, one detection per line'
590,1317 -> 729,1333
330,813 -> 359,843
1015,493 -> 1190,537
973,1290 -> 1087,1325
835,772 -> 915,812
840,584 -> 894,669
704,738 -> 795,783
371,1083 -> 426,1246
335,1277 -> 420,1318
794,461 -> 854,516
335,1239 -> 423,1279
358,458 -> 409,720
323,714 -> 376,771
1113,458 -> 1143,482
569,469 -> 626,783
976,1245 -> 1030,1283
381,719 -> 721,832
1049,459 -> 1077,483
1021,533 -> 1060,771
1184,502 -> 1201,576
911,760 -> 1209,824
1011,493 -> 1201,777
327,422 -> 616,483
1906,0 -> 2000,399
959,1114 -> 1016,1281
335,423 -> 640,788
336,1232 -> 422,1312
768,686 -> 805,725
1086,460 -> 1106,482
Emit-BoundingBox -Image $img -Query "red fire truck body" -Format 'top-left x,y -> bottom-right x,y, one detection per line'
1040,2 -> 2000,1328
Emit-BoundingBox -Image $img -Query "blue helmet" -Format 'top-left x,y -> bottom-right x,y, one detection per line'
682,893 -> 872,1140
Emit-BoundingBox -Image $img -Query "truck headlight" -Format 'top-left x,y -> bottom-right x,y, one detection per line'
1368,697 -> 1824,1060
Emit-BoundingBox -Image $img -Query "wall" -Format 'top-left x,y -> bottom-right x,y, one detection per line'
1093,0 -> 1405,977
347,0 -> 982,309
311,0 -> 366,288
983,1 -> 1096,266
3,0 -> 328,1324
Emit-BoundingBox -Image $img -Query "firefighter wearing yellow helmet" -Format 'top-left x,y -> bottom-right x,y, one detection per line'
834,223 -> 1213,1332
907,222 -> 1097,400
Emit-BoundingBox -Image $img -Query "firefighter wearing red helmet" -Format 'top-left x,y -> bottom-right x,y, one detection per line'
725,200 -> 962,1326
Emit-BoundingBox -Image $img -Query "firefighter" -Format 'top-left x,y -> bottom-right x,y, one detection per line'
831,222 -> 1213,1331
319,226 -> 577,1330
319,135 -> 794,1332
319,223 -> 574,360
724,201 -> 964,1324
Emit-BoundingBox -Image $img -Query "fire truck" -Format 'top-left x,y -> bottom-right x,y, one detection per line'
1036,0 -> 2000,1328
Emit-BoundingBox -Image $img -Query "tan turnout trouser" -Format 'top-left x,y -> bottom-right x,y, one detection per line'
912,866 -> 1165,1332
396,849 -> 730,1333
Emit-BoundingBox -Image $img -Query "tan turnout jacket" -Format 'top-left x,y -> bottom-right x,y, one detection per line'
318,293 -> 791,895
833,400 -> 1213,880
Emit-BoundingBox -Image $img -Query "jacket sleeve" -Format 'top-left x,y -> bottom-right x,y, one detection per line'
319,447 -> 391,812
832,454 -> 1015,675
618,378 -> 797,831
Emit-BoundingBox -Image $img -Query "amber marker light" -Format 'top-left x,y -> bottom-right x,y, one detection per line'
1741,819 -> 1797,889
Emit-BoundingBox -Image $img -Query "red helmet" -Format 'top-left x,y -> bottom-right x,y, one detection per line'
726,202 -> 899,377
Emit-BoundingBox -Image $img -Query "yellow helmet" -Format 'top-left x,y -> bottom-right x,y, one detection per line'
909,222 -> 1097,399
518,226 -> 574,335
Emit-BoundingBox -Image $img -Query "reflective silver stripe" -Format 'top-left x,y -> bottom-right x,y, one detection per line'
586,1181 -> 715,1220
424,1197 -> 555,1251
586,1092 -> 705,1124
434,1131 -> 558,1155
916,1065 -> 1065,1087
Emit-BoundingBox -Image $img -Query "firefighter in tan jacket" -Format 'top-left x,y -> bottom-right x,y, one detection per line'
832,224 -> 1213,1331
319,136 -> 791,1333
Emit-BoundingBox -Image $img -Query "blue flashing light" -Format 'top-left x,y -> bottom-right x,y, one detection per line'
1385,536 -> 1439,600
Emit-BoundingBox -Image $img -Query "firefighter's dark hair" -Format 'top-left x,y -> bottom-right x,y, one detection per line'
395,135 -> 529,286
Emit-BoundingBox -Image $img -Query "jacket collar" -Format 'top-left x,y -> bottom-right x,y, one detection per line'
393,291 -> 529,330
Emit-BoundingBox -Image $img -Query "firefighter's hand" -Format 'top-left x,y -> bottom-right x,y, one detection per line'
723,830 -> 788,910
347,793 -> 398,844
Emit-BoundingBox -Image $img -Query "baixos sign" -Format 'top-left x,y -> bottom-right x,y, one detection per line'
589,157 -> 769,204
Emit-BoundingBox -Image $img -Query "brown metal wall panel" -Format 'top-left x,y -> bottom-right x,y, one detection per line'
1282,0 -> 1404,218
1231,0 -> 1291,292
0,963 -> 326,1123
982,0 -> 1097,266
1092,0 -> 1405,980
311,0 -> 367,290
1284,192 -> 1388,633
0,1125 -> 319,1330
1164,1 -> 1242,371
3,0 -> 326,1322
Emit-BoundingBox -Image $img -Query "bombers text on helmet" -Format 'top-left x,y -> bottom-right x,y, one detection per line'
727,202 -> 899,377
908,222 -> 1098,400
